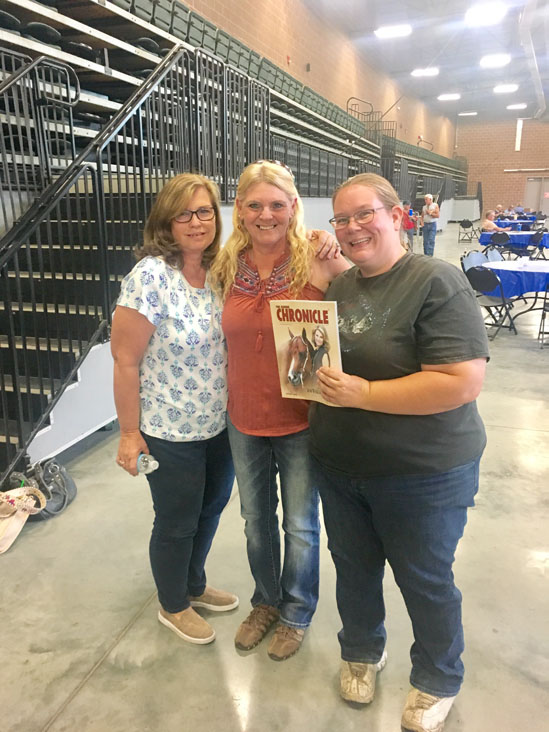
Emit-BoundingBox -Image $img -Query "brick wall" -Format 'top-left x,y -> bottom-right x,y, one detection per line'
456,118 -> 549,212
180,0 -> 456,157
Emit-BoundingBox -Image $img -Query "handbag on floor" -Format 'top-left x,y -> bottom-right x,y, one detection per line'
0,484 -> 47,554
23,459 -> 77,521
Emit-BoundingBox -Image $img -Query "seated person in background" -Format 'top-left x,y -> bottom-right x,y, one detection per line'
503,205 -> 514,216
481,210 -> 511,232
494,204 -> 505,218
513,203 -> 525,215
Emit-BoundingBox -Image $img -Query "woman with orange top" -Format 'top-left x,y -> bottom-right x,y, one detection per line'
210,161 -> 349,661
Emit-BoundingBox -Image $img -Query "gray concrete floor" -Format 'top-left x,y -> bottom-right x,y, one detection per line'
1,224 -> 548,732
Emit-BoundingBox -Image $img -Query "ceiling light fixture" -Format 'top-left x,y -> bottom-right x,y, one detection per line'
438,93 -> 461,101
494,83 -> 519,93
411,67 -> 439,77
507,103 -> 527,109
479,53 -> 511,68
374,24 -> 412,39
465,2 -> 508,27
458,111 -> 478,116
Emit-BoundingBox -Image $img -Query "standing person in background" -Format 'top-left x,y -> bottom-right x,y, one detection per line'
311,173 -> 489,732
111,173 -> 238,646
210,160 -> 349,662
402,201 -> 417,250
420,193 -> 439,256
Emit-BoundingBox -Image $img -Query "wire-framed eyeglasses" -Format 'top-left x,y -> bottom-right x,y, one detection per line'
329,207 -> 387,230
173,206 -> 215,224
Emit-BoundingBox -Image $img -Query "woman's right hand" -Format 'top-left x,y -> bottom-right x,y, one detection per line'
116,430 -> 149,477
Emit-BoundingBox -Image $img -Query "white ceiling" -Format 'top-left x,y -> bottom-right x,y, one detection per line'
303,0 -> 549,121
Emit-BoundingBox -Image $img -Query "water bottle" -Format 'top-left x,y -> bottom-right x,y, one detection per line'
137,453 -> 159,474
517,224 -> 522,231
409,208 -> 414,216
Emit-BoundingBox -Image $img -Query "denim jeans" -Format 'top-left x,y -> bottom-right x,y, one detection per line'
143,430 -> 234,614
423,221 -> 437,256
406,228 -> 414,250
314,456 -> 480,697
227,416 -> 320,628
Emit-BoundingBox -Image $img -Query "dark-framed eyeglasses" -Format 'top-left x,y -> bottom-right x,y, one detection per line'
329,207 -> 387,230
173,206 -> 215,224
254,159 -> 294,179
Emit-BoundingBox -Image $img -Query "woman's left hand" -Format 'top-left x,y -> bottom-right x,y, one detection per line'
317,367 -> 369,408
308,229 -> 341,259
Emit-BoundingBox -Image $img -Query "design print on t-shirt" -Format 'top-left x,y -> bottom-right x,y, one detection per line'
337,293 -> 391,351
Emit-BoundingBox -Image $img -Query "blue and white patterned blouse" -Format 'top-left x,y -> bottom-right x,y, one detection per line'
117,256 -> 227,442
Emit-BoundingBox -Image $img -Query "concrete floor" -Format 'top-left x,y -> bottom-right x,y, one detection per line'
1,224 -> 548,732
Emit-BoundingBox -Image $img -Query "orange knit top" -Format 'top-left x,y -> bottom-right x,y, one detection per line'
223,251 -> 324,436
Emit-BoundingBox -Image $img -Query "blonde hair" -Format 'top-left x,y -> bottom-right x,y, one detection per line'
136,173 -> 222,270
209,161 -> 315,300
333,173 -> 407,249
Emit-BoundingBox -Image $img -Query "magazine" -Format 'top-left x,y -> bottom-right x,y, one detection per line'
269,299 -> 341,406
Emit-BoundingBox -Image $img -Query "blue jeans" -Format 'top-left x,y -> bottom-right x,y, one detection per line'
406,229 -> 414,250
423,221 -> 437,256
314,456 -> 480,697
143,430 -> 234,614
227,416 -> 320,628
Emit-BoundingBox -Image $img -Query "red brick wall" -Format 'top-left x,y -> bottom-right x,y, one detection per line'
455,118 -> 549,212
179,0 -> 456,157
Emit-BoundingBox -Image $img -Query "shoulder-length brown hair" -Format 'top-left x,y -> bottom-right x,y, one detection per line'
135,173 -> 222,269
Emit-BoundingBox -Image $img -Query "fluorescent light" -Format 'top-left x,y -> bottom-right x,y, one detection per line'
507,103 -> 527,109
465,3 -> 508,27
494,83 -> 519,93
479,53 -> 511,68
411,67 -> 439,77
458,111 -> 478,116
438,93 -> 461,101
374,24 -> 412,39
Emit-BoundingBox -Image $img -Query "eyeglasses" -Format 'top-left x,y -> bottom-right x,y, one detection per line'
173,206 -> 215,224
329,207 -> 387,230
254,159 -> 294,179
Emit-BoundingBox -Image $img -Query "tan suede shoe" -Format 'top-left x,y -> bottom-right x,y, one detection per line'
189,586 -> 239,612
158,607 -> 215,644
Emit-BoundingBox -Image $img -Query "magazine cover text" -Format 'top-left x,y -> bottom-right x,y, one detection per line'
269,300 -> 341,406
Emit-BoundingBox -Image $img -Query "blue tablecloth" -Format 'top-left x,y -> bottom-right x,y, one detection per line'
479,232 -> 549,248
483,260 -> 549,297
495,220 -> 535,230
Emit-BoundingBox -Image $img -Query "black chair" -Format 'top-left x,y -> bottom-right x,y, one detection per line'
22,21 -> 62,48
458,219 -> 476,244
529,230 -> 547,260
0,9 -> 22,34
465,266 -> 518,340
489,231 -> 510,246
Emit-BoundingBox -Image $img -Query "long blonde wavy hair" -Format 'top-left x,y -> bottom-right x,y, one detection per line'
209,161 -> 315,299
136,173 -> 222,270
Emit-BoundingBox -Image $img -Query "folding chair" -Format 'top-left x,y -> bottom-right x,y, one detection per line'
458,219 -> 477,244
530,230 -> 547,260
465,266 -> 518,340
460,250 -> 487,272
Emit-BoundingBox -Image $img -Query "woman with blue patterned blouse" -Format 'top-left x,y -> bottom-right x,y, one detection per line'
111,174 -> 238,646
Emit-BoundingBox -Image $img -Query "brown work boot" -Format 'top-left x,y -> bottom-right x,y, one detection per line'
267,623 -> 305,661
189,586 -> 239,612
234,604 -> 279,650
158,607 -> 215,645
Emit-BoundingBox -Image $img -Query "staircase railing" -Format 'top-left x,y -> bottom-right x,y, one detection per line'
0,45 -> 192,484
0,49 -> 80,236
